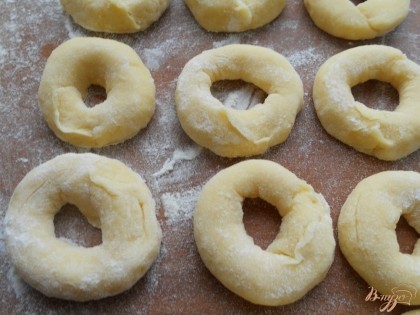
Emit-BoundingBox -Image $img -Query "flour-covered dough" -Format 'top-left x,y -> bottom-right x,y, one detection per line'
38,37 -> 155,148
184,0 -> 287,32
176,44 -> 303,158
61,0 -> 171,33
313,45 -> 420,161
339,171 -> 420,305
5,153 -> 162,301
304,0 -> 410,40
194,160 -> 335,306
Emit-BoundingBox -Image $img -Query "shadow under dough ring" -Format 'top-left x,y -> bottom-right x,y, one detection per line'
175,44 -> 303,158
304,0 -> 410,40
338,171 -> 420,305
38,37 -> 155,148
184,0 -> 287,32
313,45 -> 420,161
194,160 -> 335,306
5,153 -> 162,301
60,0 -> 171,33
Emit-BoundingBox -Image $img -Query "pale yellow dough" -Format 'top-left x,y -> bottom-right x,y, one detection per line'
175,44 -> 303,158
61,0 -> 170,33
5,153 -> 162,301
313,45 -> 420,161
184,0 -> 287,32
338,171 -> 420,305
194,160 -> 335,306
38,37 -> 155,148
403,311 -> 420,315
304,0 -> 410,40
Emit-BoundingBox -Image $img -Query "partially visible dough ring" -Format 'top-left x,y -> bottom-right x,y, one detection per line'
176,44 -> 303,158
313,45 -> 420,161
60,0 -> 171,33
5,153 -> 162,301
338,171 -> 420,305
184,0 -> 287,32
304,0 -> 410,40
38,37 -> 155,148
194,160 -> 335,306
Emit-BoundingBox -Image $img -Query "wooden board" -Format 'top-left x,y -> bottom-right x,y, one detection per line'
0,1 -> 419,314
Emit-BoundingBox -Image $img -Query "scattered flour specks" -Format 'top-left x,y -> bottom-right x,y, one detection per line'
141,39 -> 176,71
7,267 -> 30,299
63,17 -> 85,38
0,45 -> 7,65
161,186 -> 202,224
286,47 -> 324,68
212,35 -> 242,48
153,145 -> 202,178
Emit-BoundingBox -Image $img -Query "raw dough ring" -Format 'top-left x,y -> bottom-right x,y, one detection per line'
60,0 -> 171,33
338,171 -> 420,305
4,153 -> 162,301
38,37 -> 155,148
313,45 -> 420,161
175,44 -> 303,158
194,160 -> 335,306
184,0 -> 287,32
304,0 -> 410,40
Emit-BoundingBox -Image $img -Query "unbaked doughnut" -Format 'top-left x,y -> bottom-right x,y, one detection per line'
338,171 -> 420,305
313,45 -> 420,161
5,153 -> 162,301
38,37 -> 155,148
60,0 -> 170,33
176,44 -> 303,158
304,0 -> 410,40
184,0 -> 287,32
194,159 -> 335,306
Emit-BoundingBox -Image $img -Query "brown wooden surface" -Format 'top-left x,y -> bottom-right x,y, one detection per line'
0,1 -> 419,314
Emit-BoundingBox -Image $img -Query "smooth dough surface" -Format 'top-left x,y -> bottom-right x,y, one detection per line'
176,44 -> 303,158
403,311 -> 420,315
5,153 -> 162,301
184,0 -> 287,32
313,45 -> 420,161
194,160 -> 335,306
304,0 -> 410,40
38,37 -> 155,148
338,171 -> 420,305
61,0 -> 171,33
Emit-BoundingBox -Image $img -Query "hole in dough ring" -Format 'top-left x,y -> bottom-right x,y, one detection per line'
38,37 -> 156,148
60,0 -> 171,33
304,0 -> 410,40
4,153 -> 162,301
313,45 -> 420,161
338,171 -> 420,305
194,159 -> 335,306
175,44 -> 304,158
184,0 -> 287,32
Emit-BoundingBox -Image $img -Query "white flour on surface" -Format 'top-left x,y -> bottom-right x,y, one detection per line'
286,47 -> 324,69
7,267 -> 30,299
63,16 -> 85,38
161,186 -> 202,225
222,85 -> 266,110
153,145 -> 202,178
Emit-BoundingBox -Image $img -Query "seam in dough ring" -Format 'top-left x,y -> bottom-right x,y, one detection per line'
175,44 -> 303,158
304,0 -> 410,40
38,37 -> 155,148
184,0 -> 287,32
313,45 -> 420,161
5,153 -> 162,301
60,0 -> 171,33
338,171 -> 420,305
194,159 -> 335,306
